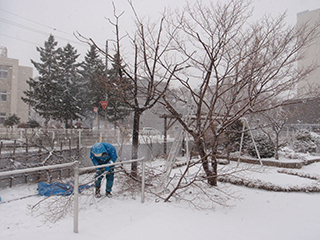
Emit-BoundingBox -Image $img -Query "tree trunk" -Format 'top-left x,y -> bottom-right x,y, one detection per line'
44,118 -> 49,130
131,109 -> 141,177
275,132 -> 279,160
196,137 -> 217,186
210,139 -> 219,186
210,154 -> 218,186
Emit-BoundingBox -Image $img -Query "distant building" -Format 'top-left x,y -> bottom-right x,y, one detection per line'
0,47 -> 32,124
297,8 -> 320,94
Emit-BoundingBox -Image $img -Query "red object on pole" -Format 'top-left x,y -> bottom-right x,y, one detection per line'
94,107 -> 98,113
100,101 -> 108,109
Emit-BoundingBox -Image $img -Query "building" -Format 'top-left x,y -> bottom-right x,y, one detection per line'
0,47 -> 32,124
297,8 -> 320,94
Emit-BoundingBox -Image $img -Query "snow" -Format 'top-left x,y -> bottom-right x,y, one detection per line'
1,158 -> 320,240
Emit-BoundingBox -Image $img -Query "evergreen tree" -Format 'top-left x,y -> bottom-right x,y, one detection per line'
80,48 -> 131,127
79,45 -> 106,118
223,120 -> 250,152
293,129 -> 317,153
3,114 -> 20,129
248,133 -> 275,158
22,34 -> 60,128
106,53 -> 132,124
55,43 -> 81,128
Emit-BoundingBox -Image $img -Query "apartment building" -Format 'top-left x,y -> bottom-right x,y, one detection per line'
297,8 -> 320,94
0,47 -> 32,124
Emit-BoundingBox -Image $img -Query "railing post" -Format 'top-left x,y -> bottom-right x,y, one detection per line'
78,130 -> 82,149
141,158 -> 145,203
73,161 -> 79,233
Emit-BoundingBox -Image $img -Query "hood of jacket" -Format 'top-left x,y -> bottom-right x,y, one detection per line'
91,142 -> 107,157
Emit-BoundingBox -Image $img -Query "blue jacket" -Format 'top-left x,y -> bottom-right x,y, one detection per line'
90,142 -> 118,171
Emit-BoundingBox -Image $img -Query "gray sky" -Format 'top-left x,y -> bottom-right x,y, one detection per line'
0,0 -> 319,71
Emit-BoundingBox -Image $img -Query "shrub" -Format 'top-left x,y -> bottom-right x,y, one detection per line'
26,119 -> 41,129
248,133 -> 275,158
223,120 -> 251,153
293,129 -> 317,153
3,114 -> 20,128
18,122 -> 27,128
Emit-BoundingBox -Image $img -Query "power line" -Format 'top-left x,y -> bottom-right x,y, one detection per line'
0,33 -> 39,46
0,8 -> 73,37
0,17 -> 50,36
0,17 -> 88,47
0,7 -> 109,55
0,7 -> 91,47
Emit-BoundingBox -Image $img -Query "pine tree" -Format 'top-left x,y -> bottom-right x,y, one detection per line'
223,120 -> 250,152
80,48 -> 131,127
22,34 -> 60,128
248,133 -> 275,158
55,43 -> 81,128
105,53 -> 132,124
79,45 -> 106,118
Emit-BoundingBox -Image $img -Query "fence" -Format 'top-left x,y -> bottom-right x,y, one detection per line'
282,124 -> 320,138
0,139 -> 82,188
0,128 -> 133,187
0,128 -> 128,147
0,158 -> 145,234
0,134 -> 173,190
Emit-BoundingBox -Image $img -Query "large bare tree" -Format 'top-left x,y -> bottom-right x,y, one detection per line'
80,3 -> 186,176
161,0 -> 320,190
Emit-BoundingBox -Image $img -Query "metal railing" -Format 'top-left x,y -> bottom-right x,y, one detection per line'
0,157 -> 145,234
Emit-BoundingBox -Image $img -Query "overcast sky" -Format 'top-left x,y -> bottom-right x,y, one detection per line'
0,0 -> 319,72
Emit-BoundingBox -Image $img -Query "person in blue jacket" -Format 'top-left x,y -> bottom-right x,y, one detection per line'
90,142 -> 118,198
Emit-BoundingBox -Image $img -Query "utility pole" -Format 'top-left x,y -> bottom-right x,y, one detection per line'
105,40 -> 108,77
104,40 -> 109,130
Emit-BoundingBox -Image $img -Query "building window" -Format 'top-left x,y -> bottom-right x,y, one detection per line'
0,113 -> 5,124
0,90 -> 6,102
0,66 -> 8,79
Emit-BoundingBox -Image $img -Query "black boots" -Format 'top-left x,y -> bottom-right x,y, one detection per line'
105,192 -> 112,198
95,187 -> 101,198
95,186 -> 112,198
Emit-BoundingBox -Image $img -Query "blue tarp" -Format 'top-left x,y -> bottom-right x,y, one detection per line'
37,181 -> 93,197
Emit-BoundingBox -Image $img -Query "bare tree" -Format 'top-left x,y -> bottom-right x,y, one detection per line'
251,102 -> 304,160
253,109 -> 288,160
161,0 -> 320,191
77,2 -> 186,177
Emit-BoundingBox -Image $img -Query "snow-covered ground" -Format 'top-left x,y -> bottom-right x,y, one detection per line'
1,157 -> 320,240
